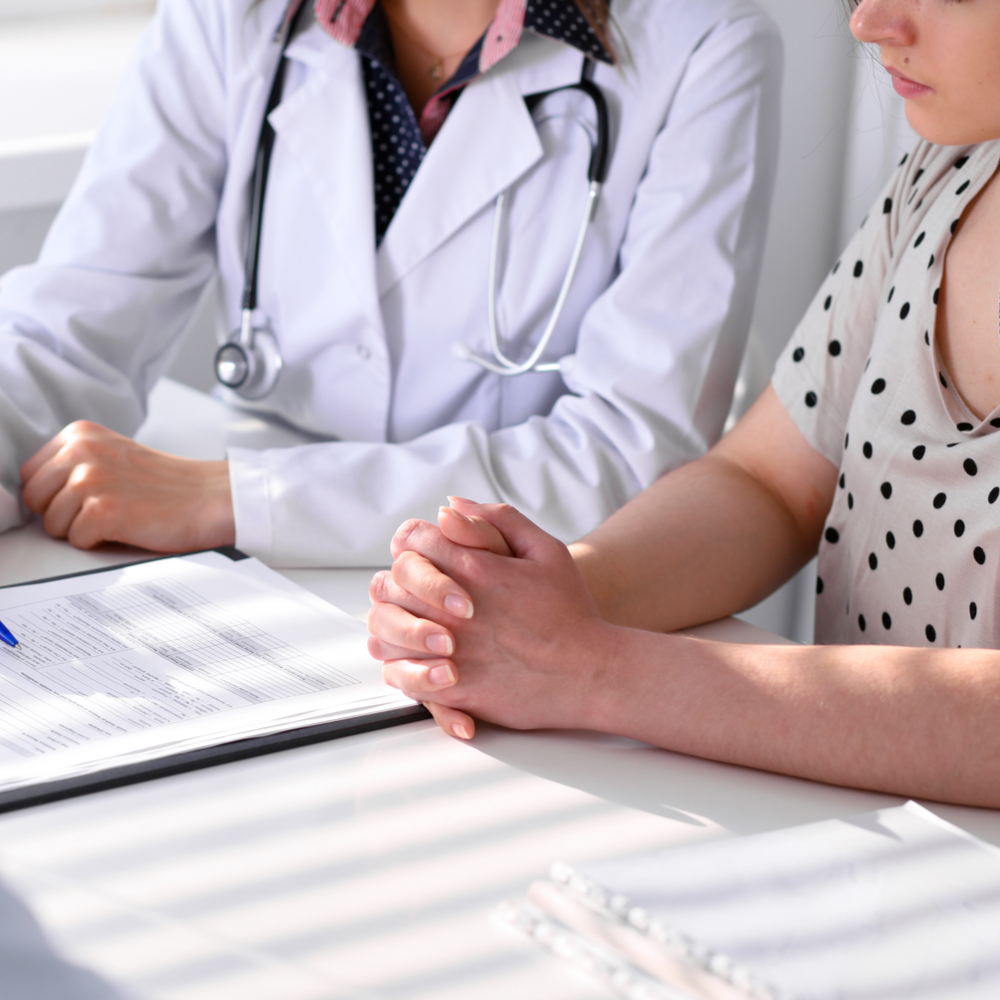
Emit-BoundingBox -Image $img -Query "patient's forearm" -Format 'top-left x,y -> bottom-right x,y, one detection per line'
571,456 -> 806,631
570,387 -> 836,633
587,627 -> 1000,807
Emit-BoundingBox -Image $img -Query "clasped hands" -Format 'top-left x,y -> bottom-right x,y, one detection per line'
368,497 -> 618,740
20,421 -> 235,551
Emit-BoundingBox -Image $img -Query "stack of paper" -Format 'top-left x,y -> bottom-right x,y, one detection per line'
500,802 -> 1000,1000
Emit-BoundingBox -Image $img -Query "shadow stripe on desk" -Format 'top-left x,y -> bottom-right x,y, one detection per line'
130,800 -> 613,928
29,755 -> 523,877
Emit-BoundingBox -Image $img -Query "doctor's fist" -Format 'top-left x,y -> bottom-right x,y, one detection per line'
21,421 -> 235,552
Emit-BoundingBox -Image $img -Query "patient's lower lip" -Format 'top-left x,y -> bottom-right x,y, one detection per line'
888,68 -> 933,99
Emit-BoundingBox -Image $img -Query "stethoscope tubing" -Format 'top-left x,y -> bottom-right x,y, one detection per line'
462,70 -> 610,377
221,15 -> 611,394
480,179 -> 601,376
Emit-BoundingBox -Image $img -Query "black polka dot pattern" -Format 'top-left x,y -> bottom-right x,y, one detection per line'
779,143 -> 1000,649
524,0 -> 609,60
362,56 -> 426,245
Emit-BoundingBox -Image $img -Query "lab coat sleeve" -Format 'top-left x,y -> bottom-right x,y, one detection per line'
229,9 -> 783,566
0,0 -> 228,526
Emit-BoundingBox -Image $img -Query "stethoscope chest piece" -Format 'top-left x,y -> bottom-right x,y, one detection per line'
215,314 -> 282,399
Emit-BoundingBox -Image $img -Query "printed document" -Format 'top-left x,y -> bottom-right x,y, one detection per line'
0,552 -> 412,795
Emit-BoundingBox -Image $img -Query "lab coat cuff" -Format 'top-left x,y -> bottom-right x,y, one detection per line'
228,447 -> 274,562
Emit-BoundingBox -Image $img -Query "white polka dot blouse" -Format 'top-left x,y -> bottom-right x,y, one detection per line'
772,139 -> 1000,648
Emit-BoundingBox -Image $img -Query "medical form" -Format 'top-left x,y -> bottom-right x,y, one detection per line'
0,551 -> 417,807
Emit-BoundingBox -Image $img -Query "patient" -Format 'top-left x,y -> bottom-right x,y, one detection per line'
367,0 -> 1000,808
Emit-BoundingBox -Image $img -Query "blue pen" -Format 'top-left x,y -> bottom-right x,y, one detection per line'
0,619 -> 18,648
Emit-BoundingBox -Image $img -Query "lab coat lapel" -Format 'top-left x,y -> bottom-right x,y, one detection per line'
375,59 -> 547,297
268,34 -> 380,318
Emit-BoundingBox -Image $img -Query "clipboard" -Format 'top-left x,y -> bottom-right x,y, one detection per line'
0,548 -> 429,814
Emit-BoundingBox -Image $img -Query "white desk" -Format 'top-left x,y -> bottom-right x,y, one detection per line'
0,381 -> 997,1000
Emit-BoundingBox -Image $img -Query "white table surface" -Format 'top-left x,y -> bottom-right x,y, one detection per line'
0,380 -> 997,1000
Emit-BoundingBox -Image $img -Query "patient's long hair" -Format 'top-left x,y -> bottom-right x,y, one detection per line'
250,0 -> 617,62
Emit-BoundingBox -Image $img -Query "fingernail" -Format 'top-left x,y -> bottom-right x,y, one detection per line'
428,663 -> 455,686
440,506 -> 473,525
444,593 -> 473,618
453,723 -> 472,740
447,496 -> 477,506
426,633 -> 454,655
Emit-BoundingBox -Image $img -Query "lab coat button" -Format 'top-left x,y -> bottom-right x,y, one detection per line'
357,345 -> 371,360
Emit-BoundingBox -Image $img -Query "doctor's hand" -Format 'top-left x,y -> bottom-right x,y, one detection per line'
21,421 -> 236,552
368,499 -> 616,740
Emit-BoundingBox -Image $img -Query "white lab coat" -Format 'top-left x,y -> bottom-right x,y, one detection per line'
0,0 -> 781,566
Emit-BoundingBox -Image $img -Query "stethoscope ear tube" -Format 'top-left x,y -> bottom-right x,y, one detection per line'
576,79 -> 610,184
242,11 -> 299,316
215,6 -> 302,399
460,61 -> 611,377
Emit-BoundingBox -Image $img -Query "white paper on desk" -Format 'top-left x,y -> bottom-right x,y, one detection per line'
0,552 -> 413,792
557,801 -> 1000,1000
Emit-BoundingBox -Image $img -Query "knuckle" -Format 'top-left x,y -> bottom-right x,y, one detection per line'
392,549 -> 424,582
369,570 -> 391,604
404,619 -> 433,650
392,518 -> 424,548
66,419 -> 104,440
87,494 -> 119,521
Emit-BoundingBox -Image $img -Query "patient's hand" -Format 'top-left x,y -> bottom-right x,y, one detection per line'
368,498 -> 615,740
21,421 -> 235,552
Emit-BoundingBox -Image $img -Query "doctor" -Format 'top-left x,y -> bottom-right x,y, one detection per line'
0,0 -> 780,566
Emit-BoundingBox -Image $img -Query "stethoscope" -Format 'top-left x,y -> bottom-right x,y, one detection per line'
215,9 -> 611,398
